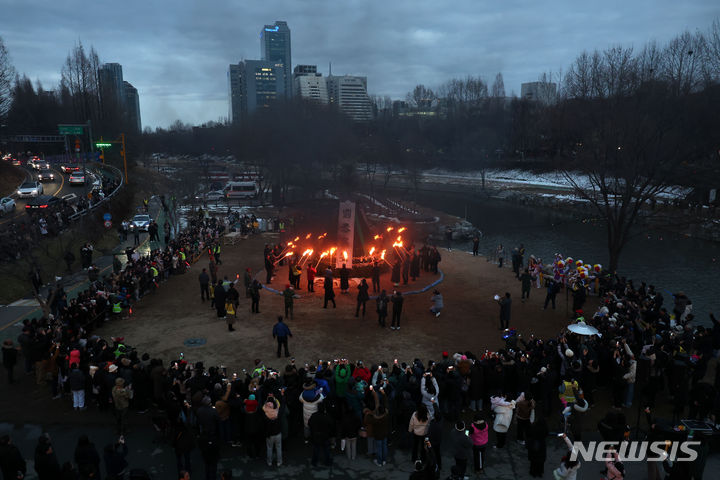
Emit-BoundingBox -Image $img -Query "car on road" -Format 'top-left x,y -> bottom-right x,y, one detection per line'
17,181 -> 43,198
60,164 -> 81,173
0,197 -> 16,215
37,166 -> 56,182
29,157 -> 49,170
69,170 -> 86,185
195,190 -> 225,202
25,195 -> 59,213
11,158 -> 22,166
129,214 -> 152,232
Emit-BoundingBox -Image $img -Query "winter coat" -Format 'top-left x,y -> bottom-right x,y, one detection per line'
68,368 -> 86,391
408,411 -> 430,436
335,365 -> 351,397
448,428 -> 473,460
491,395 -> 518,433
469,421 -> 489,446
420,376 -> 440,414
300,391 -> 324,427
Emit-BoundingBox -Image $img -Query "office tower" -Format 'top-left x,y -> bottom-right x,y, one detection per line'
260,21 -> 292,99
227,60 -> 286,123
123,81 -> 141,133
292,65 -> 328,103
325,75 -> 373,122
98,63 -> 125,106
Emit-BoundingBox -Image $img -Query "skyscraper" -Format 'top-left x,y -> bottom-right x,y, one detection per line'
123,81 -> 141,133
260,21 -> 292,99
326,75 -> 373,122
227,60 -> 286,123
98,63 -> 125,107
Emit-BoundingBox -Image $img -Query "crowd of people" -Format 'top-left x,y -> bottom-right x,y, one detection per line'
0,169 -> 120,265
2,210 -> 718,480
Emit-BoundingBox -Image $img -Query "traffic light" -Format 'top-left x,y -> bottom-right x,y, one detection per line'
99,151 -> 105,163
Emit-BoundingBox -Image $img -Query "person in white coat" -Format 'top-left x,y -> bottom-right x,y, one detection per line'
491,392 -> 523,448
553,434 -> 581,480
300,381 -> 325,442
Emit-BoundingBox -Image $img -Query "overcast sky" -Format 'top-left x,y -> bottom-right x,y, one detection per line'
2,0 -> 717,128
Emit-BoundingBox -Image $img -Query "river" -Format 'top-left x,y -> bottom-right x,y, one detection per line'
416,192 -> 720,326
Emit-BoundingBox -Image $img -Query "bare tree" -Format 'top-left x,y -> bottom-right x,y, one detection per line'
406,84 -> 437,111
0,36 -> 14,120
60,41 -> 102,123
660,30 -> 706,96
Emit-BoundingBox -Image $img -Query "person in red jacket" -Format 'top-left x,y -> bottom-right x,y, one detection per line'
352,361 -> 371,384
306,266 -> 316,292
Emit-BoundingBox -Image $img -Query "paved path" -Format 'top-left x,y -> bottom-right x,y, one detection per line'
0,197 -> 169,343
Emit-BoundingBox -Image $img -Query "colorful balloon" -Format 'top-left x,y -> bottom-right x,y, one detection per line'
593,264 -> 602,273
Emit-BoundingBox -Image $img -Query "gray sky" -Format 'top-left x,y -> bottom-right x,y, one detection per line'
2,0 -> 717,128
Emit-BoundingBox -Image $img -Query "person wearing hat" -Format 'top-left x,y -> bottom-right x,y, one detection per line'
300,381 -> 324,442
112,377 -> 130,435
2,339 -> 18,384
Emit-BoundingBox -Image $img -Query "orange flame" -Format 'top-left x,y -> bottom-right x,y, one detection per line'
330,247 -> 337,254
369,247 -> 376,255
305,233 -> 312,239
343,251 -> 348,260
386,226 -> 394,232
396,235 -> 402,242
302,249 -> 313,256
373,234 -> 382,240
380,249 -> 386,260
320,252 -> 328,258
398,227 -> 406,233
284,252 -> 293,258
293,236 -> 299,242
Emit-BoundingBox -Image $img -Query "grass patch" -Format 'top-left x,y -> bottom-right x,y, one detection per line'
0,163 -> 26,197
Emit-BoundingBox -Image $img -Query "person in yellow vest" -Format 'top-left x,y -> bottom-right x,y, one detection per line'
213,244 -> 222,265
558,376 -> 579,406
150,264 -> 159,289
112,301 -> 122,316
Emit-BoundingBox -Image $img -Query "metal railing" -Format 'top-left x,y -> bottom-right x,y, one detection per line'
68,161 -> 125,222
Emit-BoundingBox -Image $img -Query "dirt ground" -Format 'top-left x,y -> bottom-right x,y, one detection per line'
99,232 -> 596,374
0,162 -> 25,196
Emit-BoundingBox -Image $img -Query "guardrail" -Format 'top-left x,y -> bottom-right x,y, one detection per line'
68,161 -> 125,222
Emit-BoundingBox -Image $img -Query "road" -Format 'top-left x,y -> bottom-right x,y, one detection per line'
0,163 -> 95,226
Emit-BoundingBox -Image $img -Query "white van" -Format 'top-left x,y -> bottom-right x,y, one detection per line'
225,181 -> 259,200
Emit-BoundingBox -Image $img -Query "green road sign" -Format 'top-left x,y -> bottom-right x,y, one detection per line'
95,143 -> 112,148
58,125 -> 84,135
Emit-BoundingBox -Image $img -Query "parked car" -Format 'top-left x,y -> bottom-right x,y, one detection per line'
129,214 -> 152,232
25,195 -> 59,213
60,164 -> 81,173
0,197 -> 16,215
69,171 -> 86,185
17,181 -> 43,198
37,166 -> 55,182
11,158 -> 21,166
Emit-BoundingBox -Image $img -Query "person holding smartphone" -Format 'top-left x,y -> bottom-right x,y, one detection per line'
448,421 -> 472,477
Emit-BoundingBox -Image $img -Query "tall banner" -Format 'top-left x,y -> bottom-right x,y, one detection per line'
336,201 -> 356,268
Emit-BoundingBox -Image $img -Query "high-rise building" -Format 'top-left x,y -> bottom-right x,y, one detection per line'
98,62 -> 141,132
123,81 -> 141,133
520,81 -> 557,105
292,65 -> 328,103
98,63 -> 125,108
293,64 -> 317,79
227,60 -> 286,123
325,75 -> 373,122
260,21 -> 292,99
295,75 -> 329,104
